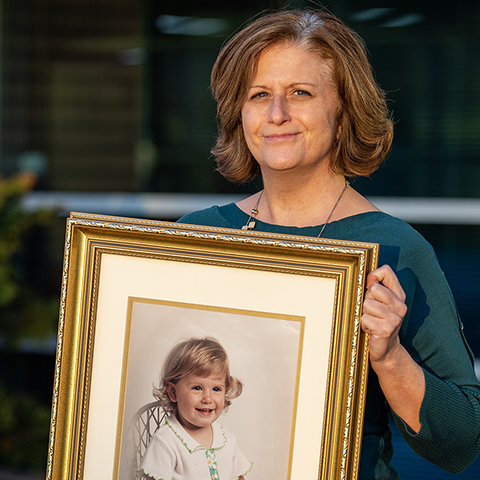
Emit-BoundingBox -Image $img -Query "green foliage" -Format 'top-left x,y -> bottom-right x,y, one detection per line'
0,173 -> 58,348
0,382 -> 51,471
0,173 -> 58,472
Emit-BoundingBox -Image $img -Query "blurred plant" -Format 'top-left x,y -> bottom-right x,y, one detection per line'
0,172 -> 58,348
0,382 -> 51,470
0,172 -> 58,471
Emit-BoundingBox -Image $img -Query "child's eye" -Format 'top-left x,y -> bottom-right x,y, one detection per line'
213,386 -> 222,392
192,386 -> 202,391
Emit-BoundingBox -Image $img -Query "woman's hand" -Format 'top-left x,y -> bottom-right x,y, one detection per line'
362,265 -> 407,364
361,265 -> 425,433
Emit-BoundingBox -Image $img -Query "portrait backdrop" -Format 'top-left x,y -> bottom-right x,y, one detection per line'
117,298 -> 304,480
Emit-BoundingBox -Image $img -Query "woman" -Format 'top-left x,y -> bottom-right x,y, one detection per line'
179,9 -> 480,479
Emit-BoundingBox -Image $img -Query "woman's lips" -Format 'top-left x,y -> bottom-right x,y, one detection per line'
264,132 -> 298,141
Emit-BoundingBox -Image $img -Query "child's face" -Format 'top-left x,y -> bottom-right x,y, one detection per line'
167,372 -> 226,434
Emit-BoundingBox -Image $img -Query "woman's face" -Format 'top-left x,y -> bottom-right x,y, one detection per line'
241,44 -> 339,178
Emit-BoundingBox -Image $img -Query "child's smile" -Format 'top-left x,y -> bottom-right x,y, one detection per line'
198,408 -> 214,414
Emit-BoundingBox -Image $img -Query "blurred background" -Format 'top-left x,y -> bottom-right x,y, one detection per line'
0,0 -> 479,478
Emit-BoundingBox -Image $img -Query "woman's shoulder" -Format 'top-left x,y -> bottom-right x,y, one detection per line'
177,205 -> 220,225
338,211 -> 438,269
177,202 -> 245,229
369,212 -> 434,254
335,211 -> 429,246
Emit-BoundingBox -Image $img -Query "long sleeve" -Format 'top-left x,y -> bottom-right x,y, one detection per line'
390,237 -> 480,472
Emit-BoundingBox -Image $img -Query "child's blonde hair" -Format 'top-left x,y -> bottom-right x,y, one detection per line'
154,337 -> 243,415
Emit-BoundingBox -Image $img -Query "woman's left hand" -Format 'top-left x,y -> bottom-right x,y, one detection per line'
362,264 -> 408,364
361,264 -> 425,433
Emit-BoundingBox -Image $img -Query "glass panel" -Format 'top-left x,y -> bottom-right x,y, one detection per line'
1,1 -> 478,197
142,0 -> 281,194
0,0 -> 144,191
326,1 -> 480,198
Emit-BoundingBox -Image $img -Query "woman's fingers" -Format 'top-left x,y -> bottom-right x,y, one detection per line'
364,282 -> 407,319
366,265 -> 406,302
362,265 -> 408,363
366,272 -> 380,290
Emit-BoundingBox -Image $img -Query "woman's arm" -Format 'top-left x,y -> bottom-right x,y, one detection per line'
361,265 -> 425,433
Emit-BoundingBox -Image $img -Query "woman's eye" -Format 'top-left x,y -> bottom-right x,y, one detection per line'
294,90 -> 311,96
251,91 -> 268,99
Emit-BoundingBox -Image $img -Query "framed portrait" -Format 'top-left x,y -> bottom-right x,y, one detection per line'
47,212 -> 378,480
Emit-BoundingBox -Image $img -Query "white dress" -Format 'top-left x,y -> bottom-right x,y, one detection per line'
137,414 -> 252,480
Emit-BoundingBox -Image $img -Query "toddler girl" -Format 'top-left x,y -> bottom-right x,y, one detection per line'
137,337 -> 252,480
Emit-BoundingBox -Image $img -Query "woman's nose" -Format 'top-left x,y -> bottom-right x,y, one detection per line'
268,95 -> 291,125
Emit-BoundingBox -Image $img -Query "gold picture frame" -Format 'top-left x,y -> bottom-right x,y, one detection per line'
47,212 -> 378,480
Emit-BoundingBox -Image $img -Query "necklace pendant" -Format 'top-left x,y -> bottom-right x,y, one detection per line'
242,220 -> 256,230
242,190 -> 263,231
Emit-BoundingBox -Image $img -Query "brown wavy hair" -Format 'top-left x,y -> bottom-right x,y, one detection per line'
153,337 -> 243,415
211,9 -> 394,183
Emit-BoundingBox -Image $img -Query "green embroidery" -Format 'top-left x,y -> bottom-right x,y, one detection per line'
166,416 -> 227,453
206,449 -> 220,480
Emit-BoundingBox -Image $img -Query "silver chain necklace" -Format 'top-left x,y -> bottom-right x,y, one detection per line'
242,180 -> 350,237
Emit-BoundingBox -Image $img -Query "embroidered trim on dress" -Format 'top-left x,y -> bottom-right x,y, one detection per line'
166,416 -> 227,453
135,467 -> 165,480
237,460 -> 254,479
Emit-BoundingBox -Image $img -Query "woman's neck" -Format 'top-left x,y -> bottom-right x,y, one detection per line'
242,173 -> 347,227
237,172 -> 379,228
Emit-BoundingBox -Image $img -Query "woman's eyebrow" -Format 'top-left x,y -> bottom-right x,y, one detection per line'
248,81 -> 317,89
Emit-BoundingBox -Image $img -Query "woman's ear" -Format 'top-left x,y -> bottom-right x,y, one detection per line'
166,382 -> 177,402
